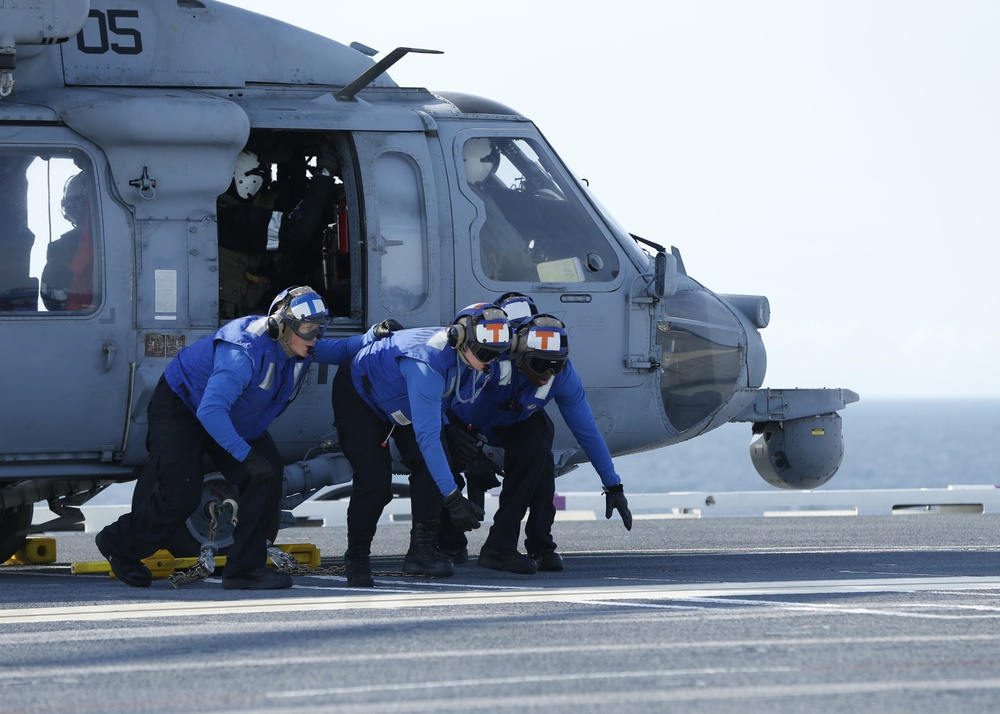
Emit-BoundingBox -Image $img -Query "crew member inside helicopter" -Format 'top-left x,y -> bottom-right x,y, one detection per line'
216,146 -> 342,319
40,171 -> 94,312
462,138 -> 539,283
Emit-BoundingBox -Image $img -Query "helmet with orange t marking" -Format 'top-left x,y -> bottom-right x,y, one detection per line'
447,302 -> 511,364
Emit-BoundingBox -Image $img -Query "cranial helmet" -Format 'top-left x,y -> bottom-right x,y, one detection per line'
267,286 -> 329,350
495,292 -> 538,327
462,138 -> 500,185
448,302 -> 511,364
233,149 -> 269,199
511,314 -> 569,378
61,172 -> 88,226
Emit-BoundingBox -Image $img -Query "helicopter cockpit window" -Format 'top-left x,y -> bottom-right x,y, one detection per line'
0,152 -> 99,314
462,137 -> 620,284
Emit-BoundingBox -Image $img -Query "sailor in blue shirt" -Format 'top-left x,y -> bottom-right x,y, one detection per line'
332,303 -> 511,587
448,296 -> 632,574
97,287 -> 382,590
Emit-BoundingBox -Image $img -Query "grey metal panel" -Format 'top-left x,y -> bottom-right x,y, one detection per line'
61,91 -> 248,220
734,388 -> 862,423
61,0 -> 391,90
0,100 -> 59,122
232,91 -> 440,132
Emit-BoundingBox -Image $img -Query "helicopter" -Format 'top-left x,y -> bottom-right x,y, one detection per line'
0,0 -> 858,563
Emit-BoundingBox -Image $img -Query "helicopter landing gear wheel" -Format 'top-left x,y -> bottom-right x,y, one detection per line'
131,469 -> 240,559
0,504 -> 33,563
169,473 -> 240,558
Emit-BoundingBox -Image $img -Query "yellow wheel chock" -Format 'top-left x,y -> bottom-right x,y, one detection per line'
71,542 -> 320,579
4,537 -> 57,565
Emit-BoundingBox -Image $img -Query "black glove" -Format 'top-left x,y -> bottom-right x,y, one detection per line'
465,450 -> 502,492
443,490 -> 482,532
445,425 -> 480,472
373,319 -> 404,339
243,448 -> 275,485
603,483 -> 632,531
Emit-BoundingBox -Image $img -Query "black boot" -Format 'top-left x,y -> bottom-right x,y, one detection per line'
402,520 -> 454,577
344,540 -> 374,587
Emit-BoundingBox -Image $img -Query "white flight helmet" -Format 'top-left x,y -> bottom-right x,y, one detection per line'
463,138 -> 500,185
61,172 -> 88,226
233,150 -> 268,199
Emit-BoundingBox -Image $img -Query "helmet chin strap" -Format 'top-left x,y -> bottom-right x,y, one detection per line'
456,344 -> 474,368
453,351 -> 489,404
277,323 -> 295,356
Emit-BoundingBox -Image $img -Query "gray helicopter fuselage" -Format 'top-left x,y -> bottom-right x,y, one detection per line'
0,0 -> 857,552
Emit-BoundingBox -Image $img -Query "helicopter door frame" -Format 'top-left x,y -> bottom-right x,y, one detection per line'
0,128 -> 133,466
351,131 -> 453,326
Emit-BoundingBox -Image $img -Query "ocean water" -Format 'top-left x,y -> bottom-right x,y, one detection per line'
85,399 -> 1000,506
555,398 -> 1000,494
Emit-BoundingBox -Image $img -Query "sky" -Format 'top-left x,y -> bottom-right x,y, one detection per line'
225,0 -> 1000,400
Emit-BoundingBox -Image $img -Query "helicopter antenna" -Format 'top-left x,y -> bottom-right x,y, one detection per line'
335,47 -> 443,102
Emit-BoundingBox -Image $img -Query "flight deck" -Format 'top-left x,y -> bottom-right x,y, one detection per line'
4,492 -> 1000,714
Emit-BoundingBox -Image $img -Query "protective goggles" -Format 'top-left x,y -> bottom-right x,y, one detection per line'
522,353 -> 567,377
290,320 -> 327,340
467,342 -> 505,364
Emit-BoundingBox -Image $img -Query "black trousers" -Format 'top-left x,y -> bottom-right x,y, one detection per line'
332,361 -> 446,551
101,377 -> 283,576
484,410 -> 559,556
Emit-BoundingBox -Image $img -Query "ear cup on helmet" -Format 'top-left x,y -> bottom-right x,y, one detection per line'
509,326 -> 525,357
267,316 -> 280,339
447,322 -> 466,348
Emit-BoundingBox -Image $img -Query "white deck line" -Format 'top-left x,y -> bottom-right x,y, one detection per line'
66,485 -> 1000,531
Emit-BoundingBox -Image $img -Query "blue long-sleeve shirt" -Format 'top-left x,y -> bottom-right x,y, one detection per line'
350,326 -> 490,496
168,317 -> 373,461
450,359 -> 622,488
399,358 -> 456,495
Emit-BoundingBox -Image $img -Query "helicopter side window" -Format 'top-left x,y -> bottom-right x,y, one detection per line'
461,137 -> 620,284
372,152 -> 428,313
0,152 -> 99,314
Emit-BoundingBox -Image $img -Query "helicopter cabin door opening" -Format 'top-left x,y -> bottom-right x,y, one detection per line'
214,129 -> 360,327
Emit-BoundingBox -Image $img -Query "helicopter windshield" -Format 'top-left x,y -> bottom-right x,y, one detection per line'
462,136 -> 621,284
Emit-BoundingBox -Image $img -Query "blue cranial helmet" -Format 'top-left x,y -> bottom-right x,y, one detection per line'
269,286 -> 329,341
495,292 -> 538,327
513,313 -> 569,377
449,302 -> 511,364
